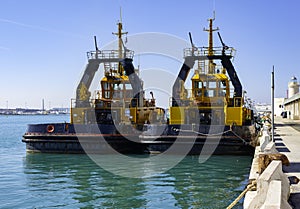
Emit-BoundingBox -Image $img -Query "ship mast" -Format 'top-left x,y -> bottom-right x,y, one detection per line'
204,13 -> 219,74
112,9 -> 128,59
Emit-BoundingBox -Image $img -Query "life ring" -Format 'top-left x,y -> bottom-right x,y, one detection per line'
47,125 -> 55,133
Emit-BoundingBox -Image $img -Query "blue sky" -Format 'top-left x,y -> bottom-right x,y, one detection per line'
1,0 -> 300,108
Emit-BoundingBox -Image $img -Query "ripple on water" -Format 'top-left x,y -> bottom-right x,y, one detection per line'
0,115 -> 252,209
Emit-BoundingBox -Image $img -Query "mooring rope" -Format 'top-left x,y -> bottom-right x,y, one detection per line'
173,128 -> 231,136
173,128 -> 250,145
226,180 -> 257,209
228,130 -> 250,145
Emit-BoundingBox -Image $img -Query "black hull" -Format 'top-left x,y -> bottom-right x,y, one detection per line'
22,135 -> 146,154
141,137 -> 254,155
22,123 -> 256,155
22,136 -> 254,155
140,123 -> 256,155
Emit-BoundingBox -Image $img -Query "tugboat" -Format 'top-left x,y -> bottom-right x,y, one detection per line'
22,20 -> 165,154
140,16 -> 258,155
23,16 -> 258,155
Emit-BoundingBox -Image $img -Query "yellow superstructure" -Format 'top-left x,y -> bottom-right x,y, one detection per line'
169,17 -> 253,127
71,20 -> 165,128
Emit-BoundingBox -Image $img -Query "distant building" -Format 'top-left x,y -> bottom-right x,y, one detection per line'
274,98 -> 285,116
284,76 -> 300,120
255,103 -> 271,115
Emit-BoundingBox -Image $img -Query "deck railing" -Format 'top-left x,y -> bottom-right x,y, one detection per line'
87,50 -> 134,60
184,47 -> 235,58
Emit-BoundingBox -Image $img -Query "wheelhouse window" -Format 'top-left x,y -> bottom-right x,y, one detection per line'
125,83 -> 133,99
113,83 -> 123,99
193,81 -> 202,97
102,82 -> 112,99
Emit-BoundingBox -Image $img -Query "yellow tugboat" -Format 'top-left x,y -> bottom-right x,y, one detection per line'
23,20 -> 165,154
141,16 -> 257,155
23,16 -> 257,155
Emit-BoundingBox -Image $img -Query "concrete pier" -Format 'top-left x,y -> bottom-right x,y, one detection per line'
274,116 -> 300,208
243,116 -> 300,208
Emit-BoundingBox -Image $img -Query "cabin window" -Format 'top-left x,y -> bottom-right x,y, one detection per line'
125,83 -> 132,90
208,81 -> 217,88
125,83 -> 133,99
193,81 -> 203,97
204,81 -> 216,97
103,82 -> 111,99
219,89 -> 226,97
113,83 -> 123,99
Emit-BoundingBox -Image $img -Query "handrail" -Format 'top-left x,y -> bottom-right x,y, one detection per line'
87,50 -> 134,60
184,46 -> 235,57
233,97 -> 243,107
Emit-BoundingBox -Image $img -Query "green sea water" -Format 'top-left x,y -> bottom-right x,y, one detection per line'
0,115 -> 252,209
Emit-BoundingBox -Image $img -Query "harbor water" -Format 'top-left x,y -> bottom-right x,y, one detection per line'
0,115 -> 252,209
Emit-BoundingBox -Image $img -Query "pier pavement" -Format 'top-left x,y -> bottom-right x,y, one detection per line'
275,116 -> 300,208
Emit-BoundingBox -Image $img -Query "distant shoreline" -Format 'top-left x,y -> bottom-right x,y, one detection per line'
0,113 -> 70,116
0,108 -> 70,115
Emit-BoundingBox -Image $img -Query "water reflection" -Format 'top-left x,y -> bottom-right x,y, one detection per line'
24,154 -> 251,209
24,154 -> 147,209
167,156 -> 251,209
